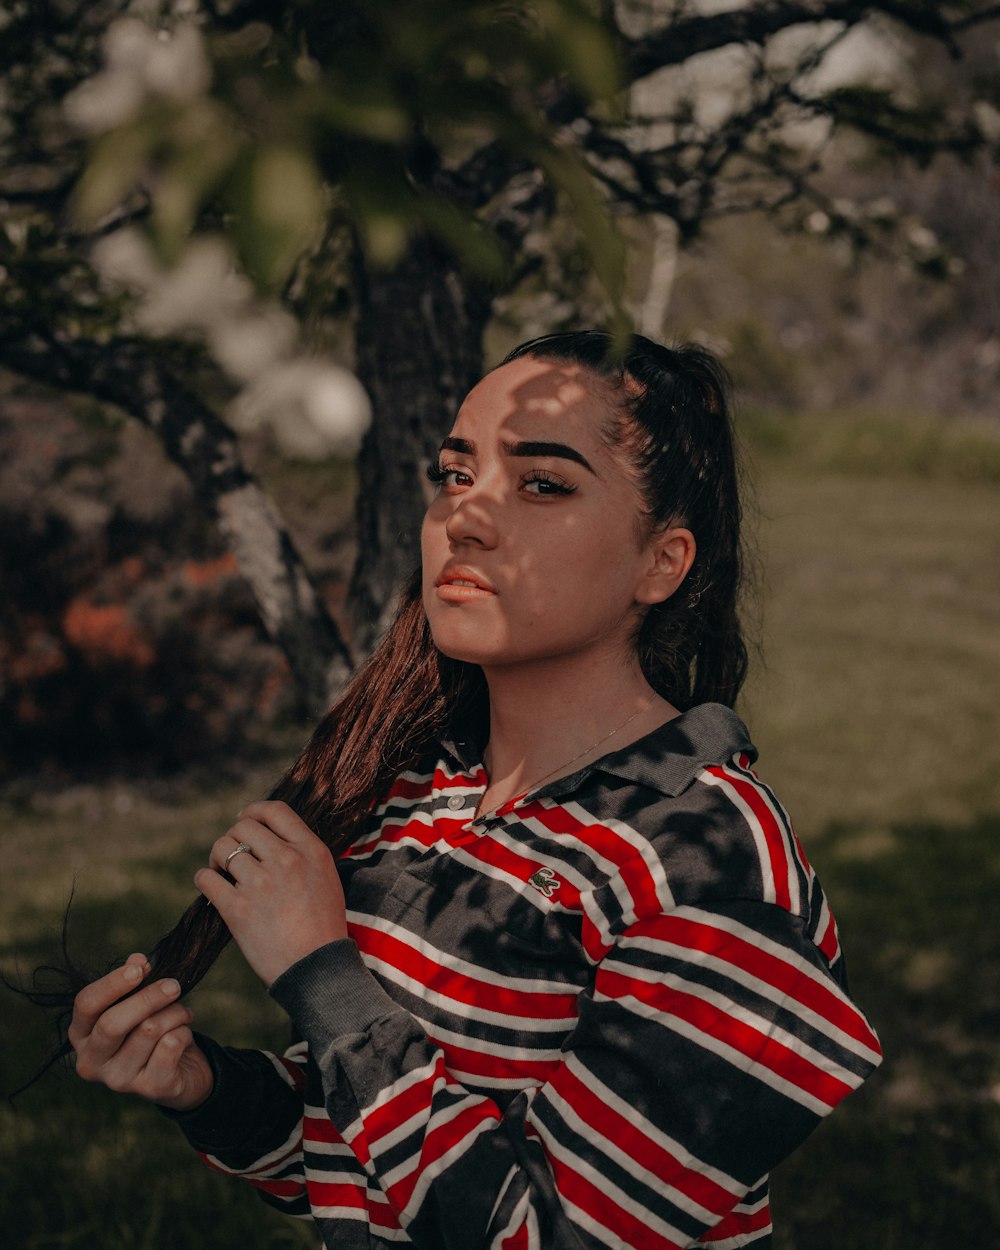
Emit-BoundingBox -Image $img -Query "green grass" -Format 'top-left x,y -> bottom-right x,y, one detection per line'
3,414 -> 999,1247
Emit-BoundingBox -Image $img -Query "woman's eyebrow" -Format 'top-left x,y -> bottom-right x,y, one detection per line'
438,436 -> 595,475
504,440 -> 597,475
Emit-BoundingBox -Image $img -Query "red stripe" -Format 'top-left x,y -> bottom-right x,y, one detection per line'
304,1113 -> 345,1144
706,766 -> 793,909
700,1202 -> 772,1242
306,1180 -> 368,1210
498,1222 -> 530,1250
278,1055 -> 306,1090
248,1177 -> 305,1198
363,1053 -> 450,1144
546,1063 -> 738,1215
525,801 -> 664,919
816,907 -> 842,965
458,833 -> 583,909
368,1200 -> 404,1230
428,1035 -> 561,1085
599,969 -> 854,1108
633,913 -> 878,1051
387,1101 -> 495,1209
546,1147 -> 685,1249
353,922 -> 580,1020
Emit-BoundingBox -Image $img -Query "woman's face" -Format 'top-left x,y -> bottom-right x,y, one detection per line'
421,355 -> 692,674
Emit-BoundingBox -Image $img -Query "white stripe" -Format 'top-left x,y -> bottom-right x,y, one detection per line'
361,1055 -> 450,1120
486,1163 -> 521,1241
538,1082 -> 719,1225
399,1117 -> 497,1225
814,893 -> 841,962
203,1120 -> 301,1177
555,799 -> 677,914
358,946 -> 578,1031
732,1188 -> 770,1216
346,810 -> 437,859
558,1053 -> 741,1197
718,759 -> 802,913
603,958 -> 864,1089
418,1013 -> 564,1062
265,1046 -> 307,1089
349,912 -> 579,995
620,907 -> 878,1059
445,842 -> 582,916
600,987 -> 840,1116
619,932 -> 880,1064
379,1093 -> 485,1189
701,1225 -> 771,1250
308,1204 -> 369,1222
696,768 -> 779,905
530,1113 -> 692,1248
488,1180 -> 536,1250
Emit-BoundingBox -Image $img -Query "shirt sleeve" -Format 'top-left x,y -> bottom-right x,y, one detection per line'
267,900 -> 882,1250
162,1032 -> 312,1216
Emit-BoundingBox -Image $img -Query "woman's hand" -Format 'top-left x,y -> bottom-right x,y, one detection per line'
195,800 -> 349,988
69,952 -> 214,1112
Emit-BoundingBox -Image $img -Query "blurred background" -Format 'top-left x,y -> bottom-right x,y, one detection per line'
2,2 -> 999,1246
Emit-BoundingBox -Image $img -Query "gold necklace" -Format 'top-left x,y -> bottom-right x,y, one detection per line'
476,705 -> 648,820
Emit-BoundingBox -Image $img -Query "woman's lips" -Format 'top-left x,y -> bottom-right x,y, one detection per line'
435,569 -> 497,601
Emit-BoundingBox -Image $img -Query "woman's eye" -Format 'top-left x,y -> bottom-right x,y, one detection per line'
426,463 -> 472,489
522,471 -> 575,496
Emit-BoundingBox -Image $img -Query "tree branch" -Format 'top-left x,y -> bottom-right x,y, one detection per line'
0,330 -> 353,711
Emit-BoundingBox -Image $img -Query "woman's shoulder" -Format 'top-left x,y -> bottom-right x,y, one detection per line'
577,703 -> 818,921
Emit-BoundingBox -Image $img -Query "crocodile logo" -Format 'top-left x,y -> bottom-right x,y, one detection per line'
528,867 -> 560,898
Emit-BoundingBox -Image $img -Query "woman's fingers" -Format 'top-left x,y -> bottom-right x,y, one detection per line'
68,953 -> 150,1047
210,831 -> 261,878
83,1001 -> 192,1090
72,975 -> 183,1067
238,800 -> 316,844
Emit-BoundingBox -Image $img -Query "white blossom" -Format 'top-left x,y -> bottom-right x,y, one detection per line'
64,19 -> 210,135
230,361 -> 371,460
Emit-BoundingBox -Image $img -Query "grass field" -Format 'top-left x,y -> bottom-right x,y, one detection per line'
2,414 -> 999,1248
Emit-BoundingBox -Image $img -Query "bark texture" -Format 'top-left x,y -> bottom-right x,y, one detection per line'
1,332 -> 353,711
350,239 -> 493,647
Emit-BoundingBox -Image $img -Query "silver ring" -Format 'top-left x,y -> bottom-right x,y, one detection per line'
223,841 -> 252,872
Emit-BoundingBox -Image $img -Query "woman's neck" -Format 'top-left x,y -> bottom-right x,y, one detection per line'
476,650 -> 677,814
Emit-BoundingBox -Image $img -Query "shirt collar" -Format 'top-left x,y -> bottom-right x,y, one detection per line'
441,702 -> 755,803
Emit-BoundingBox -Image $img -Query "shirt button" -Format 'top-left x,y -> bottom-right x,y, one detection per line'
447,795 -> 465,811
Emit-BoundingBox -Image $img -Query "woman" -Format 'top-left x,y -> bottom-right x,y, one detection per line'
66,332 -> 881,1249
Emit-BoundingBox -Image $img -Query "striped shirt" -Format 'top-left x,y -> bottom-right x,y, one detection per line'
173,702 -> 881,1249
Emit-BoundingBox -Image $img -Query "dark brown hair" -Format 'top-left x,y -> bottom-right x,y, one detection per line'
18,329 -> 750,1077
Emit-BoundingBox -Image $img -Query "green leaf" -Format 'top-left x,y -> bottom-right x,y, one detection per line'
230,144 -> 325,288
414,194 -> 507,281
71,122 -> 158,227
535,0 -> 622,102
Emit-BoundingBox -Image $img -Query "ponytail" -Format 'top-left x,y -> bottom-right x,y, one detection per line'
502,331 -> 751,710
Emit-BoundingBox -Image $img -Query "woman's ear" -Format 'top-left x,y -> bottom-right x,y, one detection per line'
634,526 -> 696,606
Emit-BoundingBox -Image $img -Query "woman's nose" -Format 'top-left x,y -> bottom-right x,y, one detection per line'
444,489 -> 499,549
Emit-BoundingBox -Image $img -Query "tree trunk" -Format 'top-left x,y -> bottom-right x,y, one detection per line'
350,237 -> 493,647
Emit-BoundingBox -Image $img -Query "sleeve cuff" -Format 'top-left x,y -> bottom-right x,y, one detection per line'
268,938 -> 401,1046
157,1032 -> 286,1152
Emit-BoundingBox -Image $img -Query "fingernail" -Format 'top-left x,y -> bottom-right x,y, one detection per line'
123,964 -> 142,983
161,979 -> 180,996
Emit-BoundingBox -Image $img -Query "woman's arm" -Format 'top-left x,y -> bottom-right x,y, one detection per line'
69,955 -> 310,1214
268,898 -> 881,1250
